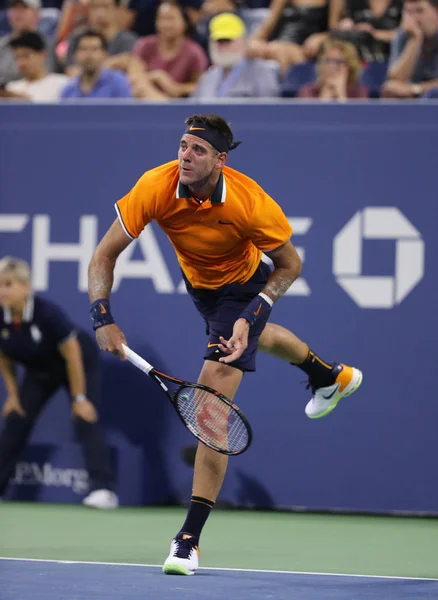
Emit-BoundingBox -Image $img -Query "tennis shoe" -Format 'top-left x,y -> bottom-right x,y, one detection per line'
305,363 -> 363,419
163,534 -> 199,575
82,489 -> 119,509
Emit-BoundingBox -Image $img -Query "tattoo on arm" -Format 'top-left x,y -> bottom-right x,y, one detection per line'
88,218 -> 132,302
262,241 -> 302,303
264,270 -> 296,302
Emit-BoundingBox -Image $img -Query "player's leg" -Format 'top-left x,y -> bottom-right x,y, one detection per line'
258,322 -> 308,363
258,323 -> 362,418
163,360 -> 243,575
0,372 -> 55,497
164,262 -> 270,575
71,332 -> 117,509
188,360 -> 243,505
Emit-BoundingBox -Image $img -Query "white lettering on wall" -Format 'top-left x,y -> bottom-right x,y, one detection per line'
32,215 -> 97,292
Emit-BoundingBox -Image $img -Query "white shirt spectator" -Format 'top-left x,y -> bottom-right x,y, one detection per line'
6,73 -> 69,101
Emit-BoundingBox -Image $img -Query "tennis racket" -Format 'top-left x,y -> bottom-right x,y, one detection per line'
122,344 -> 252,456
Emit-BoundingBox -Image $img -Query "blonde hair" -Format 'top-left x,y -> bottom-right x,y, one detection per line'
0,256 -> 31,285
318,39 -> 362,86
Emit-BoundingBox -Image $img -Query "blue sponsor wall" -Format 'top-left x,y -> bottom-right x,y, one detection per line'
0,103 -> 437,513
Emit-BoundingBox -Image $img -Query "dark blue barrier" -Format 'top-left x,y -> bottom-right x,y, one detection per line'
0,103 -> 437,513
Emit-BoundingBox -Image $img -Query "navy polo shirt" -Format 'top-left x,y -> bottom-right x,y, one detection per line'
0,296 -> 78,376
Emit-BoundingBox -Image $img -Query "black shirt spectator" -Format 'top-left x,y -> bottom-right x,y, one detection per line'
247,0 -> 328,72
330,0 -> 403,61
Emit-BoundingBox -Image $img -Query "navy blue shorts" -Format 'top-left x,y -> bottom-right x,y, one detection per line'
183,261 -> 272,372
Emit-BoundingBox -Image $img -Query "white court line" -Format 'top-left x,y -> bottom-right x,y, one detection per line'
1,557 -> 437,582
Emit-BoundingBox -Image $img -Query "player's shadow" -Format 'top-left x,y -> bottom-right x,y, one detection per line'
99,343 -> 177,505
234,470 -> 275,509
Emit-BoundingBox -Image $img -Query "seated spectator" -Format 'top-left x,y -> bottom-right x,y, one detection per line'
5,30 -> 68,100
297,38 -> 368,98
382,0 -> 438,98
61,29 -> 132,97
0,0 -> 59,85
121,0 -> 201,38
312,0 -> 403,63
247,0 -> 328,71
62,0 -> 138,75
0,0 -> 60,38
132,0 -> 208,97
193,12 -> 280,97
195,0 -> 239,52
106,0 -> 207,97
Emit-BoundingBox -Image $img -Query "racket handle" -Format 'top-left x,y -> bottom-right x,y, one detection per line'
122,344 -> 154,375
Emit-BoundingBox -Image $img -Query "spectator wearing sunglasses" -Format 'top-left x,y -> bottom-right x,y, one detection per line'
297,38 -> 368,98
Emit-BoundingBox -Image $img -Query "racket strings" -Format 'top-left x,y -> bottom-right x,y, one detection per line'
175,386 -> 249,454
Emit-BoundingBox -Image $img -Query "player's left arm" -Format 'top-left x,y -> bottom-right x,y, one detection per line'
249,188 -> 302,302
262,240 -> 302,302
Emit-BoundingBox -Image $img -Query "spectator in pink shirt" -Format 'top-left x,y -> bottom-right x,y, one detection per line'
133,0 -> 208,97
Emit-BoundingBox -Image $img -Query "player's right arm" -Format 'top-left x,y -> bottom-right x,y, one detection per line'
88,218 -> 133,358
89,167 -> 163,356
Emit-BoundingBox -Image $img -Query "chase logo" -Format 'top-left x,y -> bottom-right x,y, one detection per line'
333,207 -> 424,309
0,208 -> 425,310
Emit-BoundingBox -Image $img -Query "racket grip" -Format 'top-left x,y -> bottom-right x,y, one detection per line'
122,344 -> 154,375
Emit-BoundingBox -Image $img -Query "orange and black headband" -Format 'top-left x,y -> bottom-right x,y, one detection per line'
184,122 -> 242,153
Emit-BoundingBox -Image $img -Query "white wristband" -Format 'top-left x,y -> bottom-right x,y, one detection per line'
74,394 -> 86,403
258,292 -> 274,307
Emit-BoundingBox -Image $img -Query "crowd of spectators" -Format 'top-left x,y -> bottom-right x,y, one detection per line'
0,0 -> 437,101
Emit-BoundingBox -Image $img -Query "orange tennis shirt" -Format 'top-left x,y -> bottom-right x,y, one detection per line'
115,160 -> 292,289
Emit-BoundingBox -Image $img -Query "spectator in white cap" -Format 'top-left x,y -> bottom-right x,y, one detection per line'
192,12 -> 280,98
0,0 -> 59,86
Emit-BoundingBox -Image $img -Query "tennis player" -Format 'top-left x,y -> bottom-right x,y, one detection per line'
0,257 -> 117,509
88,113 -> 362,573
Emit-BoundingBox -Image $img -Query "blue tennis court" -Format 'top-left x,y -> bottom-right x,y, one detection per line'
2,558 -> 438,600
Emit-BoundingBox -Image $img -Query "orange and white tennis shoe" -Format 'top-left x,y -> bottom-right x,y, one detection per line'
305,364 -> 363,419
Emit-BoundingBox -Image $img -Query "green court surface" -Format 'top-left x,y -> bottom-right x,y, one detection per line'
1,503 -> 437,579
